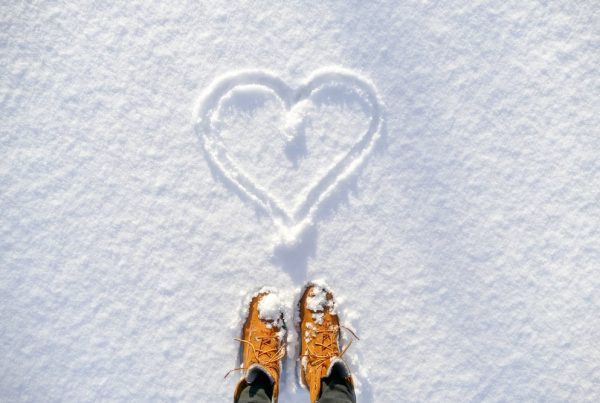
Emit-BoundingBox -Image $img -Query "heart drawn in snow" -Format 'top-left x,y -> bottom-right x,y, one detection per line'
193,68 -> 383,238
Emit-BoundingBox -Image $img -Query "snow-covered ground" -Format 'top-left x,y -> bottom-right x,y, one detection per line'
2,1 -> 599,401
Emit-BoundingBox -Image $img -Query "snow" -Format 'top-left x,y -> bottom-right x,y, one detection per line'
257,292 -> 284,324
304,281 -> 337,323
1,1 -> 599,402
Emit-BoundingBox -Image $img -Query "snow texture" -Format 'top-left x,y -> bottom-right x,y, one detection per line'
1,1 -> 599,402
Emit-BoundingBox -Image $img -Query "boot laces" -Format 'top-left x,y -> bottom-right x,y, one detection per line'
302,325 -> 358,374
224,335 -> 286,379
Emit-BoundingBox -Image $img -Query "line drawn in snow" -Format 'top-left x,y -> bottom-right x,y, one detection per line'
193,68 -> 384,244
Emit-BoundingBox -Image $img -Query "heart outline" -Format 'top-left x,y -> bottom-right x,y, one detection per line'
193,68 -> 383,238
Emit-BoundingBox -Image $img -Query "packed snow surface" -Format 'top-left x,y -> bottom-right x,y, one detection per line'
2,1 -> 599,402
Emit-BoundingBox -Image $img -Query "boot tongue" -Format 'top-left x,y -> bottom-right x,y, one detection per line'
246,364 -> 274,385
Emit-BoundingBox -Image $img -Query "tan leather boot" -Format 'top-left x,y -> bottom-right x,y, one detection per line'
298,282 -> 354,403
232,290 -> 286,403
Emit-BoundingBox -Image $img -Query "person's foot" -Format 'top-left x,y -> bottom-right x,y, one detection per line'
233,289 -> 286,403
298,282 -> 354,403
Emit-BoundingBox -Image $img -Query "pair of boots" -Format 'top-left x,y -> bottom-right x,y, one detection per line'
231,282 -> 357,403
